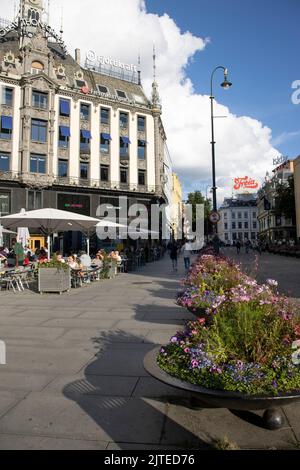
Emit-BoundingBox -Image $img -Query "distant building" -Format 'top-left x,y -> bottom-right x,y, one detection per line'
171,173 -> 183,239
294,155 -> 300,242
257,160 -> 296,243
218,193 -> 259,244
0,0 -> 169,252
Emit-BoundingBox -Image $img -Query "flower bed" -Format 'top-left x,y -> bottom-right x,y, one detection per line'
158,254 -> 300,396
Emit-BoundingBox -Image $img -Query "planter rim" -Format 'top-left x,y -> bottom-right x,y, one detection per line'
144,347 -> 300,410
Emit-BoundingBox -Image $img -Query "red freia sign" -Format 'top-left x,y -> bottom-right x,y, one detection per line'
233,176 -> 260,191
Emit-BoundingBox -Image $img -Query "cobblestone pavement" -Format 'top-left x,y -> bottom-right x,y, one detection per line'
0,253 -> 299,450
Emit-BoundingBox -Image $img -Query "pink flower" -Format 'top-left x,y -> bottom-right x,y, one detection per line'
184,347 -> 190,354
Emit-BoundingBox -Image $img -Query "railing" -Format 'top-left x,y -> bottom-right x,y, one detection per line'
0,170 -> 157,194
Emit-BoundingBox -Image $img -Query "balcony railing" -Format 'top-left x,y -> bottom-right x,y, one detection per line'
0,170 -> 157,194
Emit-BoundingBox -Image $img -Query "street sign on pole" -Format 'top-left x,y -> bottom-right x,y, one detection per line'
209,211 -> 221,225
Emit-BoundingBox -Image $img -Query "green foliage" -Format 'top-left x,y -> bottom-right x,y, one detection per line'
274,175 -> 296,223
37,257 -> 69,271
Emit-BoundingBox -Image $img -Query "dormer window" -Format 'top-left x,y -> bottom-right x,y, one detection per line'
116,90 -> 127,99
97,85 -> 108,94
76,80 -> 86,88
31,61 -> 44,75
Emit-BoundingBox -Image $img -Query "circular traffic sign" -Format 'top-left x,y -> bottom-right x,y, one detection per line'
209,211 -> 221,224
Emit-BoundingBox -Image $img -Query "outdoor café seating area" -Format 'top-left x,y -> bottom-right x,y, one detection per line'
0,246 -> 165,294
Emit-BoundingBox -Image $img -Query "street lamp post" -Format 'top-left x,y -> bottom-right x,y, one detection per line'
210,66 -> 232,231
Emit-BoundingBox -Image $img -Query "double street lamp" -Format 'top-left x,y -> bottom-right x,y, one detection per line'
210,66 -> 232,219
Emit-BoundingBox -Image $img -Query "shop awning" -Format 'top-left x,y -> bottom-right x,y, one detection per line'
101,133 -> 112,141
60,99 -> 70,115
1,116 -> 13,130
121,136 -> 131,145
81,130 -> 92,139
59,126 -> 71,137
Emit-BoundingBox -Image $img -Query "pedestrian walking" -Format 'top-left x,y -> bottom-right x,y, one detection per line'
11,238 -> 24,268
169,241 -> 179,271
236,240 -> 241,255
181,240 -> 192,272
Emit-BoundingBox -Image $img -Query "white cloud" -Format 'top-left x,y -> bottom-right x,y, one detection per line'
1,0 -> 278,202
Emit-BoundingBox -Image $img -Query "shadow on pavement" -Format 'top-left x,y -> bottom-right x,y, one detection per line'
63,330 -> 213,449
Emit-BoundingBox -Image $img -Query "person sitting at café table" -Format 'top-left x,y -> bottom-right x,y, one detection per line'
91,253 -> 103,268
67,255 -> 79,270
79,251 -> 92,269
54,252 -> 65,263
38,247 -> 48,261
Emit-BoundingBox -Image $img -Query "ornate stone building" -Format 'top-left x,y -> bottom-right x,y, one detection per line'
0,0 -> 169,251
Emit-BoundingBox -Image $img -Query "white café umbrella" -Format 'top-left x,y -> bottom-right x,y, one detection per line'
0,208 -> 100,260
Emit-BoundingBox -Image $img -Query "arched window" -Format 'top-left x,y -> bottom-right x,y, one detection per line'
31,61 -> 44,75
28,9 -> 40,22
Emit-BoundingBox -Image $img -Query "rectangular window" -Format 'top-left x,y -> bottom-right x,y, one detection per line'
80,103 -> 90,120
100,133 -> 111,154
2,87 -> 13,106
232,233 -> 237,241
80,162 -> 89,179
253,212 -> 257,218
100,165 -> 109,182
137,116 -> 146,132
120,137 -> 130,158
224,222 -> 228,230
244,222 -> 249,229
30,154 -> 46,174
58,126 -> 70,148
31,119 -> 47,143
138,170 -> 146,186
244,212 -> 248,219
120,168 -> 128,184
101,108 -> 110,125
0,115 -> 13,139
238,222 -> 242,229
238,212 -> 242,219
0,152 -> 10,171
232,222 -> 236,230
32,91 -> 48,109
138,140 -> 146,159
59,99 -> 70,117
0,192 -> 10,214
58,159 -> 68,178
224,212 -> 228,220
80,130 -> 91,152
232,212 -> 236,219
253,221 -> 257,229
251,232 -> 256,240
120,112 -> 128,128
244,233 -> 249,240
225,233 -> 229,241
27,191 -> 42,210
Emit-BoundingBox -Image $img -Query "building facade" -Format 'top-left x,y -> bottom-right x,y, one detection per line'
218,194 -> 259,244
0,0 -> 169,251
171,173 -> 183,239
257,160 -> 296,243
294,155 -> 300,242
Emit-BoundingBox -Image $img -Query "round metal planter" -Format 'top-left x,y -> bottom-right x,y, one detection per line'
144,347 -> 300,430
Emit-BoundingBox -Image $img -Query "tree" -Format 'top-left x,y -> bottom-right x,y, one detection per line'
186,191 -> 212,236
274,176 -> 296,224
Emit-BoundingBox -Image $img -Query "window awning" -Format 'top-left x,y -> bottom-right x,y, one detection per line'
1,116 -> 13,130
121,136 -> 131,145
101,133 -> 112,141
81,130 -> 92,139
59,126 -> 71,137
60,100 -> 70,115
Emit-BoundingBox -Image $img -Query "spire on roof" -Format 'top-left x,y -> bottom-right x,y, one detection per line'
151,45 -> 161,109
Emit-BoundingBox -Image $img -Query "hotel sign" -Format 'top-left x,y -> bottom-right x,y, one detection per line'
86,50 -> 138,73
233,176 -> 260,192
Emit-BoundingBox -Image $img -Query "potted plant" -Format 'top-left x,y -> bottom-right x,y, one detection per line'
145,255 -> 300,430
37,258 -> 71,294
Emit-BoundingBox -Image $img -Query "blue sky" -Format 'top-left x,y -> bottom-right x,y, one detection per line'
147,0 -> 300,159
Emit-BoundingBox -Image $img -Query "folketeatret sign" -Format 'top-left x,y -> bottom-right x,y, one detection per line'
233,176 -> 260,192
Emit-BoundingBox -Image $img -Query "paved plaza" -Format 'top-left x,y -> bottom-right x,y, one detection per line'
0,250 -> 299,450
